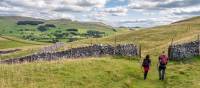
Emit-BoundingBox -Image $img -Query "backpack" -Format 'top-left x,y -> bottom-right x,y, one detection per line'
159,55 -> 168,65
142,59 -> 150,67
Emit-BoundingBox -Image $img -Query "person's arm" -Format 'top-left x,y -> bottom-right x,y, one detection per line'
141,59 -> 144,67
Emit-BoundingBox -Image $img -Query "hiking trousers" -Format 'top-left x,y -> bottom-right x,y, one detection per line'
159,65 -> 166,80
143,66 -> 149,80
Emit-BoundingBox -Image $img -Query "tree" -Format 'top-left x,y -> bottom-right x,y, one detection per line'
38,26 -> 48,32
17,21 -> 44,25
66,28 -> 78,32
44,24 -> 56,28
53,30 -> 64,38
52,38 -> 59,43
86,30 -> 105,38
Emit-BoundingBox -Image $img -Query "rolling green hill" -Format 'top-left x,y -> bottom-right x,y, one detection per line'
1,16 -> 200,88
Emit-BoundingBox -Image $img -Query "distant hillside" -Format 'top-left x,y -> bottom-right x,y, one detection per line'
172,16 -> 200,24
0,16 -> 115,43
0,16 -> 43,21
72,16 -> 200,55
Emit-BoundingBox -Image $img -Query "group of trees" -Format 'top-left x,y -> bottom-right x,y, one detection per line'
15,20 -> 108,43
86,30 -> 105,38
17,21 -> 44,25
38,24 -> 56,32
18,25 -> 105,42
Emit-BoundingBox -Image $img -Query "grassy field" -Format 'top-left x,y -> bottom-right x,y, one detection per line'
0,16 -> 200,88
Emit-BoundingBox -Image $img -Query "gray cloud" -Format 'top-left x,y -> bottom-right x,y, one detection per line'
158,0 -> 200,8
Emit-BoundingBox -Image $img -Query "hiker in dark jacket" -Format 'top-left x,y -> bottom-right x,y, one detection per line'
157,51 -> 169,80
142,55 -> 151,80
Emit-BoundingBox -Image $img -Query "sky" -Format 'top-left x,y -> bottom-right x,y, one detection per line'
0,0 -> 200,27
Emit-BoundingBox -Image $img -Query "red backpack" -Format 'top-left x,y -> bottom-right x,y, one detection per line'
159,55 -> 168,65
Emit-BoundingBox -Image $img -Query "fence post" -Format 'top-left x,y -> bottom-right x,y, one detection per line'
90,38 -> 93,46
114,33 -> 117,55
138,44 -> 142,58
198,34 -> 200,55
168,46 -> 172,60
169,38 -> 174,60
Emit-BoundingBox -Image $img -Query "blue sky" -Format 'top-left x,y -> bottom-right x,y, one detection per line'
0,0 -> 200,27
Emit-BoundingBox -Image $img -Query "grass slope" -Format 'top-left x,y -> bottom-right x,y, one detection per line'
0,57 -> 143,88
0,36 -> 45,49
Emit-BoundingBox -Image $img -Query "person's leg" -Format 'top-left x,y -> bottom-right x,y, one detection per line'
159,66 -> 162,80
144,66 -> 149,80
162,67 -> 166,80
144,71 -> 148,80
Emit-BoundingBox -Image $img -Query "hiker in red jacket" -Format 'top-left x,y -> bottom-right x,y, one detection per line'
158,51 -> 169,80
142,55 -> 151,80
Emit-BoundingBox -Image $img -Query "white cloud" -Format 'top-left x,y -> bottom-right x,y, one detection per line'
104,7 -> 128,16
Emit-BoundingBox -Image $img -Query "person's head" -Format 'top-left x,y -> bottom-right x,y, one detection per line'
145,55 -> 150,59
162,51 -> 165,54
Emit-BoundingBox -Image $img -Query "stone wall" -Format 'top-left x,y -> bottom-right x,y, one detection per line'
0,44 -> 139,64
0,49 -> 21,55
168,41 -> 200,60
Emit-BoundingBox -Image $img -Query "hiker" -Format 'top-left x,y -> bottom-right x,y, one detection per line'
142,55 -> 151,80
158,51 -> 169,80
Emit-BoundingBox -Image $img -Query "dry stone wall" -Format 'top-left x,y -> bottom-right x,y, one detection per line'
0,49 -> 21,55
1,44 -> 139,64
168,41 -> 200,60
